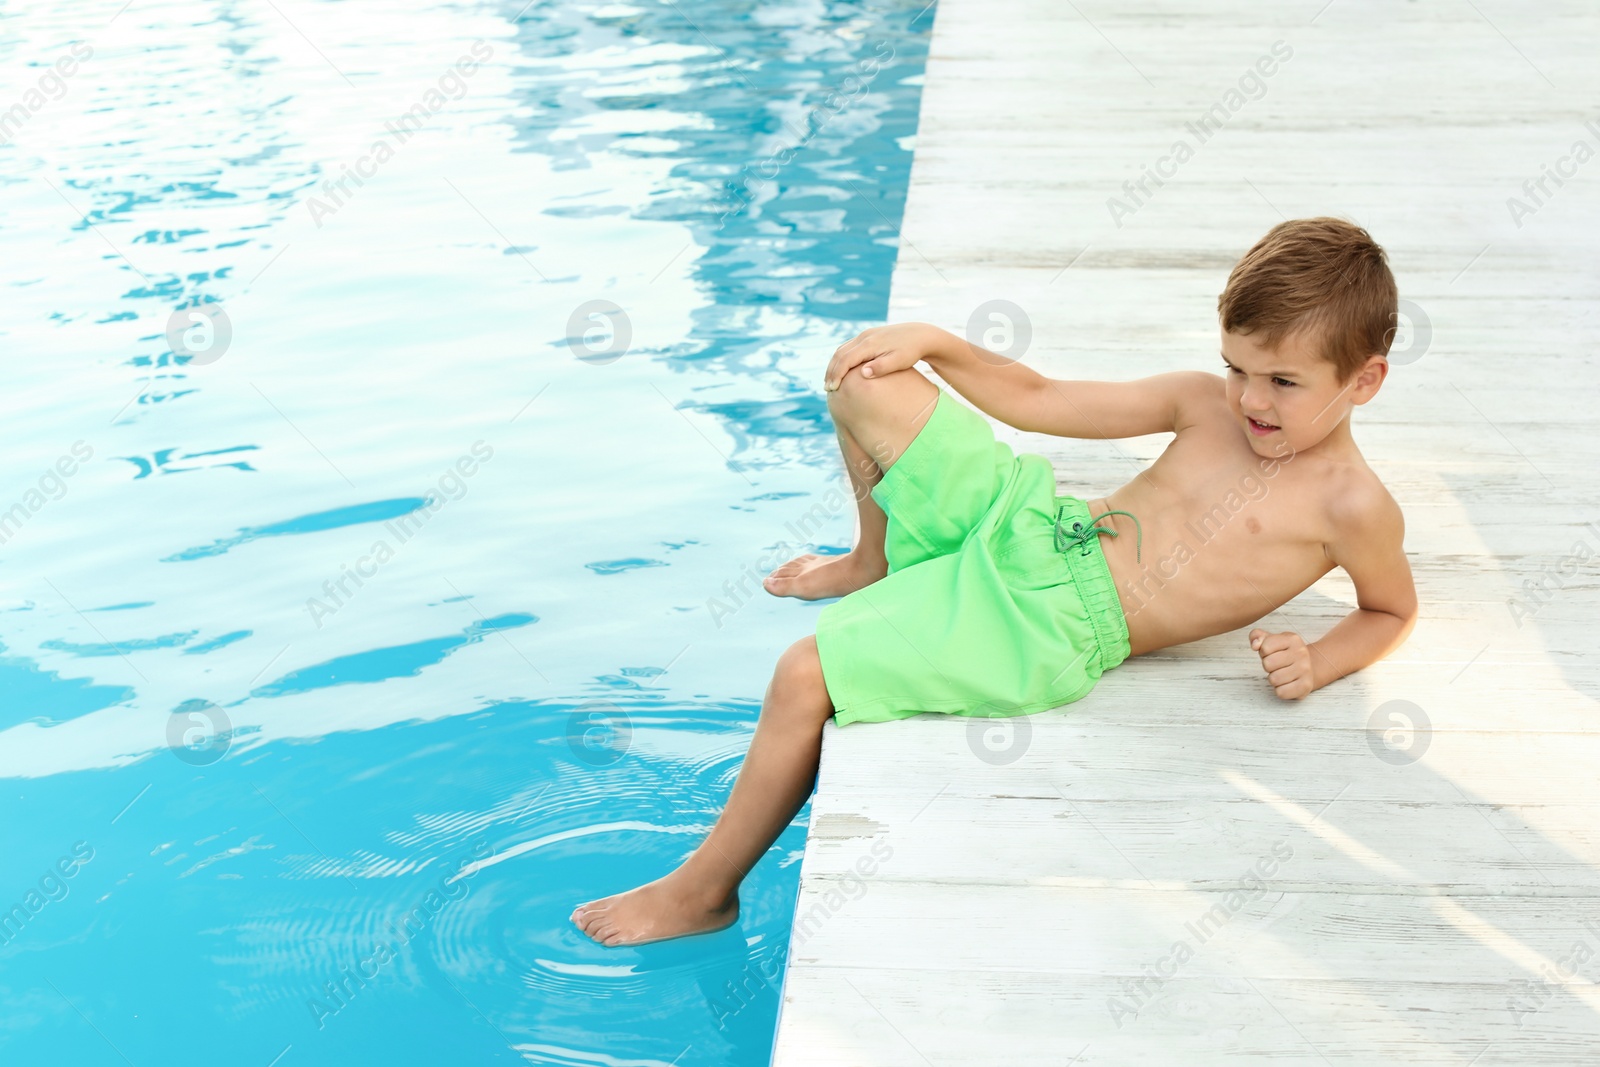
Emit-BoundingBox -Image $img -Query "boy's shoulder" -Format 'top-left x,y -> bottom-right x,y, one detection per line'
1321,453 -> 1403,547
1170,370 -> 1228,429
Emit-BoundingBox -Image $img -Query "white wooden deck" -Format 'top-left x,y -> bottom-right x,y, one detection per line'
773,1 -> 1600,1064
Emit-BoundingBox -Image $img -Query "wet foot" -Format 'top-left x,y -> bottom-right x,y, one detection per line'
571,873 -> 740,948
763,552 -> 885,600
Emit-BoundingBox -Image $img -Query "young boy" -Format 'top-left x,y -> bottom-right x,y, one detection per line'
572,216 -> 1418,947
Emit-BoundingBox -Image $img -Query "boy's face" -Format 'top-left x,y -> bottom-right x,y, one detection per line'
1220,326 -> 1383,458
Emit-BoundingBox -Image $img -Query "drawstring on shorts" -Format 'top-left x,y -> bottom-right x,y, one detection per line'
1054,506 -> 1142,564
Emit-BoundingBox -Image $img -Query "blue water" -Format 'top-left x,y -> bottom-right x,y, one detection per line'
0,2 -> 931,1063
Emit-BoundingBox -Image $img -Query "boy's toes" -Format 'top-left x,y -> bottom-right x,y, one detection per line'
764,555 -> 820,594
765,555 -> 815,581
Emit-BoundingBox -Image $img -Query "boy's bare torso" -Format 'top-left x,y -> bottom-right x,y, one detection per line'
1083,374 -> 1387,657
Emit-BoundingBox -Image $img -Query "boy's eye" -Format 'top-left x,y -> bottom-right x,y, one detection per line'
1221,362 -> 1294,386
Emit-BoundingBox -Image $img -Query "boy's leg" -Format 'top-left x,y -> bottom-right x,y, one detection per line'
571,635 -> 835,947
765,366 -> 941,600
833,416 -> 893,571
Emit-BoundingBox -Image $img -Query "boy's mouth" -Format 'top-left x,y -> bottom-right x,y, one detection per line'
1246,416 -> 1279,436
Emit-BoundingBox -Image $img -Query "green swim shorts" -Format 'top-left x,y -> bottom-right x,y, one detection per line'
814,387 -> 1132,727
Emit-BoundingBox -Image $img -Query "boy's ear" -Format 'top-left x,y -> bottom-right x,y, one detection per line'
1348,353 -> 1389,405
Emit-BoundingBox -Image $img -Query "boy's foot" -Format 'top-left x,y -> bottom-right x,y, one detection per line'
763,552 -> 885,600
571,872 -> 740,947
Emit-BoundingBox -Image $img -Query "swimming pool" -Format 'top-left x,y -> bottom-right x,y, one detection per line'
0,1 -> 931,1063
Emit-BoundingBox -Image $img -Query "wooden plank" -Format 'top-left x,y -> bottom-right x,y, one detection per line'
785,880 -> 1600,986
799,795 -> 1600,893
775,968 -> 1599,1066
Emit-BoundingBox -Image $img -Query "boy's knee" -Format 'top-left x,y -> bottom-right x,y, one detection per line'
829,364 -> 933,418
826,366 -> 870,414
776,636 -> 831,703
778,636 -> 835,725
781,635 -> 822,678
831,361 -> 908,406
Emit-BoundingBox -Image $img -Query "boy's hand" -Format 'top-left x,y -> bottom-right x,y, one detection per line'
1248,628 -> 1314,700
824,324 -> 933,391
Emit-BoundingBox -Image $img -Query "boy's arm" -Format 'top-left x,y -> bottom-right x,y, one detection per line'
824,322 -> 1215,438
1249,486 -> 1419,699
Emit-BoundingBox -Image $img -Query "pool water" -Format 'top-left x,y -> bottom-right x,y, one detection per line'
0,1 -> 931,1063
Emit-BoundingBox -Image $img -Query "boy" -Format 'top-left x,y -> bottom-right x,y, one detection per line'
572,216 -> 1418,947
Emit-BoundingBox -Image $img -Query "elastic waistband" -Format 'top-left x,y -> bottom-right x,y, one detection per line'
1053,495 -> 1132,672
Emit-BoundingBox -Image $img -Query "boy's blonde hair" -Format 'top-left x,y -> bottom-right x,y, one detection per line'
1218,217 -> 1398,383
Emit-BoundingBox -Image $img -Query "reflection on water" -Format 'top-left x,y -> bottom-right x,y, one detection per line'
163,498 -> 430,561
0,0 -> 931,1062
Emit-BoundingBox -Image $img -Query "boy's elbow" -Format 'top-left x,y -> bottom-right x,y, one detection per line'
1390,604 -> 1419,645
